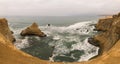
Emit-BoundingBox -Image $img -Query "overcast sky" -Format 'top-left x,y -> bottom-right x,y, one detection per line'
0,0 -> 120,16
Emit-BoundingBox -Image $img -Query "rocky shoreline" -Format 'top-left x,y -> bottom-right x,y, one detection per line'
0,13 -> 120,64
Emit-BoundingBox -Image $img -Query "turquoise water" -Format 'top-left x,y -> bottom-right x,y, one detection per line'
6,16 -> 100,62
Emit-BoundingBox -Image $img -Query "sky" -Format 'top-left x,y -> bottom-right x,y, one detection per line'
0,0 -> 120,16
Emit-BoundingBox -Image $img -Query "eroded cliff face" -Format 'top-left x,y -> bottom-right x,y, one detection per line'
95,13 -> 120,52
0,18 -> 15,42
0,19 -> 49,64
0,12 -> 120,64
0,33 -> 49,64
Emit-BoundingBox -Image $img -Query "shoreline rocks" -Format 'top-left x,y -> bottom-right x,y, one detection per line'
0,12 -> 120,64
0,18 -> 15,42
93,13 -> 120,53
88,37 -> 100,47
20,22 -> 46,37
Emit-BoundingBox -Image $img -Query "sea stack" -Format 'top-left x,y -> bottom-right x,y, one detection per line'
0,13 -> 120,64
0,18 -> 15,42
20,22 -> 46,37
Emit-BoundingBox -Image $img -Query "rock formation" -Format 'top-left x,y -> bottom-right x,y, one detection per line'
20,22 -> 46,37
95,17 -> 113,31
0,33 -> 49,64
0,12 -> 120,64
0,18 -> 15,42
94,13 -> 120,53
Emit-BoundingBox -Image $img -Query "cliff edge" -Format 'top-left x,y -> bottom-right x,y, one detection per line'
0,18 -> 15,42
0,12 -> 120,64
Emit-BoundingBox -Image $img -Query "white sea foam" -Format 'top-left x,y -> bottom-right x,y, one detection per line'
72,38 -> 99,61
14,37 -> 30,49
13,20 -> 99,62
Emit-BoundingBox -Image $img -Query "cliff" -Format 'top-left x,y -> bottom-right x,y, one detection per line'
0,12 -> 120,64
95,13 -> 120,53
0,33 -> 49,64
0,19 -> 46,64
0,18 -> 15,42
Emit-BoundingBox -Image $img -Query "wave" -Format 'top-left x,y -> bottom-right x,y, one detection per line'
14,37 -> 30,49
12,20 -> 99,62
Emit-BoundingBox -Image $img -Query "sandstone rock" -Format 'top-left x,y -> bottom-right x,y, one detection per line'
20,22 -> 46,37
0,18 -> 15,42
0,33 -> 49,64
95,18 -> 113,31
94,13 -> 120,53
0,13 -> 120,64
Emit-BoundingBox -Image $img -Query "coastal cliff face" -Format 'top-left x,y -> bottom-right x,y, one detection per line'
0,19 -> 48,64
0,18 -> 15,42
0,33 -> 49,64
0,13 -> 120,64
95,13 -> 120,52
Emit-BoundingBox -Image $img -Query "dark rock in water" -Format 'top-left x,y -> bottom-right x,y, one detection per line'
47,24 -> 51,26
11,31 -> 14,34
0,18 -> 15,42
20,22 -> 46,37
93,29 -> 98,31
76,28 -> 79,30
88,37 -> 100,47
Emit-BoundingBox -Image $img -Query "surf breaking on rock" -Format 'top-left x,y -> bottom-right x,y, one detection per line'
14,21 -> 99,62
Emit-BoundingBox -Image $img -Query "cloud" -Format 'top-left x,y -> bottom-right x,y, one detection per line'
0,0 -> 120,16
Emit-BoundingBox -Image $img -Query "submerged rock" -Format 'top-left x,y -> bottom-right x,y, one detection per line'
0,18 -> 15,42
20,22 -> 46,37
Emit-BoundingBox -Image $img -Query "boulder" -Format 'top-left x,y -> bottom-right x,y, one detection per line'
0,18 -> 15,42
20,22 -> 46,37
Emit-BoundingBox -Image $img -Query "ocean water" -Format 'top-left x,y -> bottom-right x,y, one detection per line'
6,16 -> 100,62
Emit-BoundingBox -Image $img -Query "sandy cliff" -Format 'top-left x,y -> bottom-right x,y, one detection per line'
0,18 -> 15,42
0,13 -> 120,64
0,19 -> 48,64
95,13 -> 120,53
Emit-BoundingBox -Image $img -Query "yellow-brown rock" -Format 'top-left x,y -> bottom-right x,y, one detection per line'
0,18 -> 15,42
94,13 -> 120,52
95,18 -> 113,31
0,32 -> 49,64
0,13 -> 120,64
20,22 -> 46,37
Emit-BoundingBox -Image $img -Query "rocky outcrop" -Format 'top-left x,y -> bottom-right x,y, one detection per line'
0,18 -> 15,42
95,18 -> 113,31
0,13 -> 120,64
0,32 -> 49,64
94,13 -> 120,53
20,22 -> 46,37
